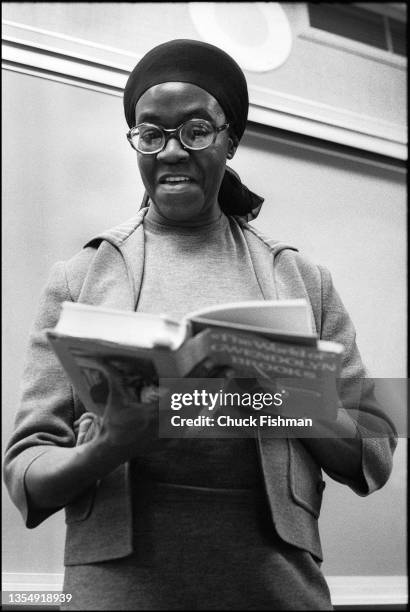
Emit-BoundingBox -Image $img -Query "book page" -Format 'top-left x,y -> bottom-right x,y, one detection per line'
187,299 -> 313,335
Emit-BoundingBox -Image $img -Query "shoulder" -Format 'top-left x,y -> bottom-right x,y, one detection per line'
276,248 -> 329,290
236,217 -> 329,288
61,247 -> 98,300
58,210 -> 147,299
235,216 -> 298,257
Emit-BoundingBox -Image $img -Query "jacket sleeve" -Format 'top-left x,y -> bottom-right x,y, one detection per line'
318,264 -> 398,495
3,261 -> 78,528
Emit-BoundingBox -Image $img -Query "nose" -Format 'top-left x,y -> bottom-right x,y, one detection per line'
156,136 -> 189,163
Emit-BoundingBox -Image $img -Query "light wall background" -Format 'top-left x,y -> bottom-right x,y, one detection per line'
2,2 -> 407,606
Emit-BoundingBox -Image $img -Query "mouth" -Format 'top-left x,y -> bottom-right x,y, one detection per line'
159,175 -> 195,185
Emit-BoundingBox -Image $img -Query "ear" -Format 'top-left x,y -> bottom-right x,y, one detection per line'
226,136 -> 238,160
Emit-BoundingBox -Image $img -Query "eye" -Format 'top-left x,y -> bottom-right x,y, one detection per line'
183,120 -> 213,145
139,127 -> 162,144
192,123 -> 209,136
191,122 -> 212,137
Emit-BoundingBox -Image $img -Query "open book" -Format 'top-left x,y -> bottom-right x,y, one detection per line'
47,299 -> 343,418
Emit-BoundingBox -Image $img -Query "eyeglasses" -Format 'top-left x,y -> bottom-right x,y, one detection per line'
126,118 -> 230,155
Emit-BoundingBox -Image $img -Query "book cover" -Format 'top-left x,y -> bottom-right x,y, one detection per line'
47,317 -> 342,422
47,332 -> 186,416
182,327 -> 343,421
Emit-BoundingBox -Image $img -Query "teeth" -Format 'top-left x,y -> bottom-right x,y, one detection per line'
164,176 -> 190,183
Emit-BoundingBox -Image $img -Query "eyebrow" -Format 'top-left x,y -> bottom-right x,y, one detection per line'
136,107 -> 221,125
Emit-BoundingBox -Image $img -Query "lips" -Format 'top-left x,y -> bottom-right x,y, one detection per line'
159,174 -> 195,184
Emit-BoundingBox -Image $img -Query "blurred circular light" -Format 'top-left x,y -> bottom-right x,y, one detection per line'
189,2 -> 293,72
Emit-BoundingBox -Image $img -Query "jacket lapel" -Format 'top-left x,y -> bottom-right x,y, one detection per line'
118,223 -> 145,309
80,209 -> 147,310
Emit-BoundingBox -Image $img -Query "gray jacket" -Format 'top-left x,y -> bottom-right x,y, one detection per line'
4,209 -> 397,566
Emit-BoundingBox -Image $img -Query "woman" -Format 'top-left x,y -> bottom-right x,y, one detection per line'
4,39 -> 397,610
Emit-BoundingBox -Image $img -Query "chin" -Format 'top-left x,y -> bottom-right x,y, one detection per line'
156,196 -> 205,222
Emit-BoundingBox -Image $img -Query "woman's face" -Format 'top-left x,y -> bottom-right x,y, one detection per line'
134,82 -> 236,226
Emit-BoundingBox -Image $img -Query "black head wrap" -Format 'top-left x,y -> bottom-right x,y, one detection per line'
123,39 -> 264,221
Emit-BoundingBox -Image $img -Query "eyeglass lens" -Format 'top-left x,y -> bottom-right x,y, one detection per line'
131,119 -> 215,153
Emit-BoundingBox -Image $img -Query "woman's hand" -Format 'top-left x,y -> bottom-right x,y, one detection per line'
24,363 -> 167,511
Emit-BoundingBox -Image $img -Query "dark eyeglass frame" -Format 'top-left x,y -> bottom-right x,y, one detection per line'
126,118 -> 230,155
